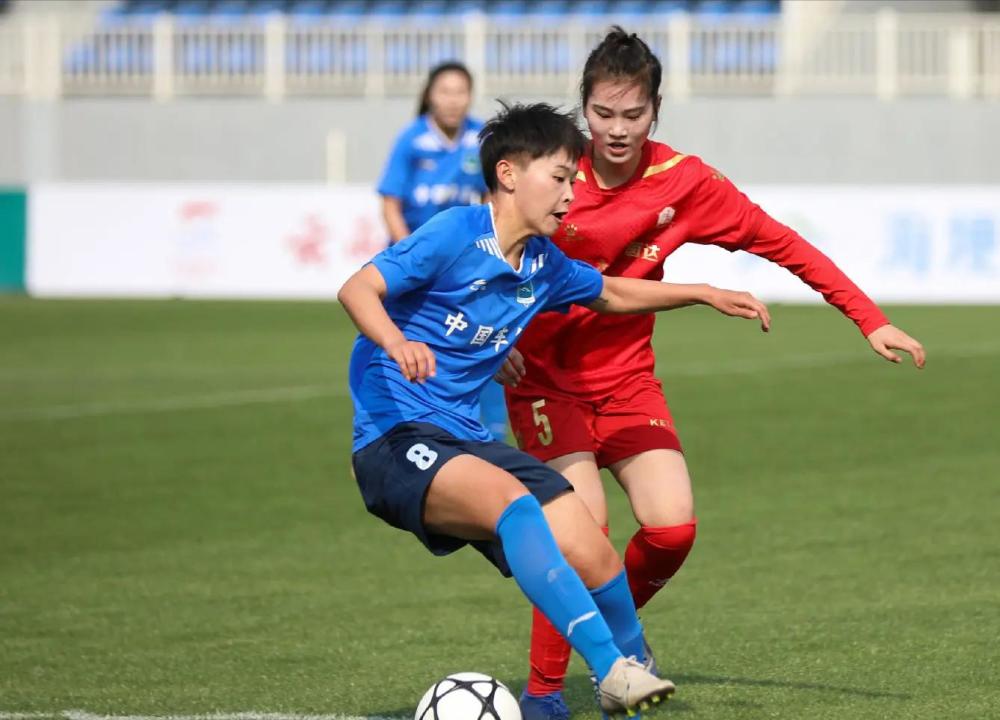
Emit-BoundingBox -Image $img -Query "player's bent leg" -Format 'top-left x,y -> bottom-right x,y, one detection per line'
423,453 -> 529,540
506,386 -> 604,708
611,449 -> 697,611
522,452 -> 610,708
544,491 -> 658,680
611,449 -> 694,527
548,451 -> 609,526
424,453 -> 625,686
355,425 -> 670,713
542,490 -> 618,588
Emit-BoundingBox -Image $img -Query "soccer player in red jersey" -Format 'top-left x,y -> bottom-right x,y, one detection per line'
509,28 -> 926,720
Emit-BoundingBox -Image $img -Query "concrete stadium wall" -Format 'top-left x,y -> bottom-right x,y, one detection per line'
1,96 -> 999,186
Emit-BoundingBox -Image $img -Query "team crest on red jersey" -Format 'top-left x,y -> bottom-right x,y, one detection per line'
656,206 -> 676,228
563,223 -> 578,238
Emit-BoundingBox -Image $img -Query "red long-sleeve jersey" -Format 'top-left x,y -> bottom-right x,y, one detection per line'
516,140 -> 889,400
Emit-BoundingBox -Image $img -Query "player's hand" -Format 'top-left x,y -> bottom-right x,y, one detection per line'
706,288 -> 771,332
385,339 -> 437,382
867,325 -> 926,368
494,347 -> 526,387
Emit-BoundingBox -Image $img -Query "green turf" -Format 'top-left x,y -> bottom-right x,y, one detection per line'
1,299 -> 998,719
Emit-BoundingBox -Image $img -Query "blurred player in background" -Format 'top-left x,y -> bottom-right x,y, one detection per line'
343,103 -> 772,716
377,61 -> 508,441
508,28 -> 927,720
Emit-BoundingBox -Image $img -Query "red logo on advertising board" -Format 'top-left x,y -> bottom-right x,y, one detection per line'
349,215 -> 383,261
287,214 -> 329,266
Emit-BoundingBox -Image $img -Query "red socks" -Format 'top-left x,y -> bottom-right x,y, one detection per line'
525,521 -> 697,697
624,520 -> 697,610
525,526 -> 608,697
525,606 -> 574,695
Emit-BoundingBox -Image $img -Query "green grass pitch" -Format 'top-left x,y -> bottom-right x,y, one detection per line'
1,299 -> 998,719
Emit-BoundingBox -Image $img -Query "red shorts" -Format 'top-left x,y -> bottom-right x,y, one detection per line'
506,374 -> 682,469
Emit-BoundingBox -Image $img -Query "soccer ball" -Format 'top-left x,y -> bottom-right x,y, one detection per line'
414,672 -> 522,720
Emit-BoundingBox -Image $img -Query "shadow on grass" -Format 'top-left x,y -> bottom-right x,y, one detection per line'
672,672 -> 911,701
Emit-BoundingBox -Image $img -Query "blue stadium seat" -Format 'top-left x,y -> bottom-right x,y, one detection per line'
286,0 -> 329,23
368,0 -> 410,21
247,0 -> 287,14
120,0 -> 172,22
609,0 -> 652,16
123,0 -> 173,14
489,0 -> 528,24
647,0 -> 688,15
410,0 -> 450,16
283,1 -> 357,75
327,0 -> 366,25
531,0 -> 572,22
571,0 -> 610,16
692,0 -> 732,20
210,0 -> 250,20
451,0 -> 487,14
742,0 -> 779,12
96,4 -> 131,26
173,0 -> 214,19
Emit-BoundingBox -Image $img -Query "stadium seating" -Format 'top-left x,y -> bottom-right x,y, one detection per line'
64,0 -> 780,80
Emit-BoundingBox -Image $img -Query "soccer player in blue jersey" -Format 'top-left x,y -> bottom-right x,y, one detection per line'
377,61 -> 508,442
341,103 -> 770,715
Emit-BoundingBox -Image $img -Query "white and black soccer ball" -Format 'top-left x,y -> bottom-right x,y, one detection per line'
414,672 -> 522,720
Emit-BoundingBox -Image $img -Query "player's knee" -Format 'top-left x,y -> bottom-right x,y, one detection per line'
561,531 -> 621,588
495,484 -> 531,512
634,520 -> 697,559
633,494 -> 694,527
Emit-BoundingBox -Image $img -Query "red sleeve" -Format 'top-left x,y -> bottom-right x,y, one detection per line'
685,164 -> 890,337
741,211 -> 889,337
682,162 -> 764,252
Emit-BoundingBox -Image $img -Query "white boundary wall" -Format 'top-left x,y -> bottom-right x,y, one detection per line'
27,183 -> 1000,303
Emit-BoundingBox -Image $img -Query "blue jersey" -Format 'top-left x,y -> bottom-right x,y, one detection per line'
376,115 -> 488,232
349,205 -> 605,451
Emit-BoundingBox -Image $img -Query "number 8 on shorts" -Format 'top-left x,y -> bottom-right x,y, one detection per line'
406,443 -> 439,471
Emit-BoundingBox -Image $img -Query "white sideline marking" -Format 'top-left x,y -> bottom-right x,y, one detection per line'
2,342 -> 998,423
0,713 -> 406,720
0,385 -> 347,422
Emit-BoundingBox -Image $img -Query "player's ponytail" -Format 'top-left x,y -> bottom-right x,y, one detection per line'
417,61 -> 474,117
580,26 -> 662,115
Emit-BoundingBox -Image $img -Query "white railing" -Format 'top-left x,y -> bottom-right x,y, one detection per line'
1,10 -> 998,101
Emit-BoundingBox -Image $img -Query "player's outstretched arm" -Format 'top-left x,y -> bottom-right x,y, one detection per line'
588,276 -> 771,332
866,324 -> 926,369
337,265 -> 437,383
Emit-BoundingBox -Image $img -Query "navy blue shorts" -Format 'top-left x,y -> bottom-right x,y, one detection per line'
352,422 -> 573,576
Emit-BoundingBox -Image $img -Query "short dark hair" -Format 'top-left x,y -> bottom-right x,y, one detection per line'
478,103 -> 586,193
417,61 -> 473,117
581,26 -> 662,110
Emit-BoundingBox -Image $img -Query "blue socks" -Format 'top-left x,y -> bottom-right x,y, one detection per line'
479,381 -> 509,442
590,570 -> 646,663
495,495 -> 622,681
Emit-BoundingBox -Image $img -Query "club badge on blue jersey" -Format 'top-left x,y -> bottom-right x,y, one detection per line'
516,281 -> 536,306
